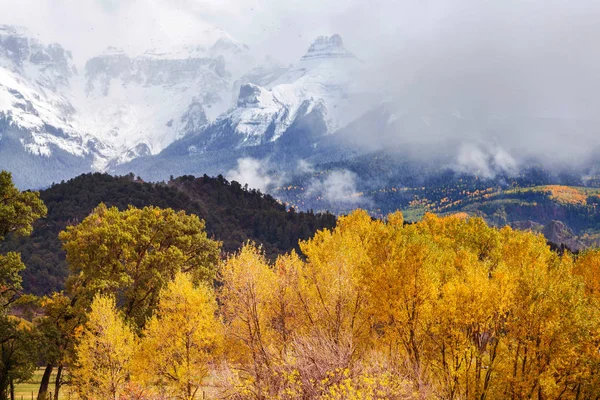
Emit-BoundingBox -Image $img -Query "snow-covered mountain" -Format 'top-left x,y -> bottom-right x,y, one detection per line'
78,41 -> 238,168
155,34 -> 377,155
0,25 -> 89,156
0,25 -> 99,187
0,24 -> 275,186
0,25 -> 381,188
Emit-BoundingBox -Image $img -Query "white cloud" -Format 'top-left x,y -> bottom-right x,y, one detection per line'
307,170 -> 367,205
226,157 -> 275,192
455,143 -> 518,179
297,159 -> 315,174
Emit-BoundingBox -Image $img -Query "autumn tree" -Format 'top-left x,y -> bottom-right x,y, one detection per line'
0,170 -> 46,308
61,204 -> 221,328
0,171 -> 47,241
0,171 -> 46,400
219,245 -> 279,397
134,272 -> 223,399
36,293 -> 81,400
219,227 -> 405,398
72,294 -> 137,400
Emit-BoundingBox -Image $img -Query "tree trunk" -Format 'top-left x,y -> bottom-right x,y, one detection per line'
53,365 -> 62,400
0,373 -> 9,400
37,363 -> 53,400
8,379 -> 13,400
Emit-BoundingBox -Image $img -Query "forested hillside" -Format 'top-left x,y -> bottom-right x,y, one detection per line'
0,173 -> 336,295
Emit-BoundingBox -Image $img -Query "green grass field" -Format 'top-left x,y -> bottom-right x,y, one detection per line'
14,369 -> 73,400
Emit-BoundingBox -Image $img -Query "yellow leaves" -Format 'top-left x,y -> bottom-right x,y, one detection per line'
573,249 -> 600,299
543,185 -> 588,205
69,206 -> 600,399
72,294 -> 137,400
387,211 -> 404,226
134,272 -> 223,399
7,315 -> 33,331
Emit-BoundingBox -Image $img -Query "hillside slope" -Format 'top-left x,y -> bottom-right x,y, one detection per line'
0,173 -> 336,295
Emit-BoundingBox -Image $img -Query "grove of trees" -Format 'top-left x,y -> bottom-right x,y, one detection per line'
4,170 -> 600,399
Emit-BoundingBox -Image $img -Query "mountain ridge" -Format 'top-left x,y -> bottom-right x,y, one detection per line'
0,25 -> 376,189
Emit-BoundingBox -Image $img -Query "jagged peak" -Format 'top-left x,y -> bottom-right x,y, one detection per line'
236,83 -> 275,108
300,34 -> 355,61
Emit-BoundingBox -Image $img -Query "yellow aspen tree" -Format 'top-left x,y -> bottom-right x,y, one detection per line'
573,249 -> 600,298
358,220 -> 450,387
293,210 -> 409,398
219,244 -> 278,398
72,294 -> 137,400
432,250 -> 513,400
572,249 -> 600,396
297,210 -> 379,350
414,215 -> 509,399
134,272 -> 223,400
268,252 -> 305,357
493,228 -> 595,399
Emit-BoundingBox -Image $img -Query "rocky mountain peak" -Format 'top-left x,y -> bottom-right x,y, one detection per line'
300,34 -> 354,61
0,25 -> 75,83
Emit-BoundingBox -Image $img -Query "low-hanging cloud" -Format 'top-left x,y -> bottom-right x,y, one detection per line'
226,157 -> 277,193
455,143 -> 519,179
296,159 -> 315,174
307,170 -> 368,206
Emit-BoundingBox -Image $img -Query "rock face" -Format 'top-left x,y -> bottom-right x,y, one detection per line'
0,25 -> 76,83
300,34 -> 355,61
541,220 -> 585,252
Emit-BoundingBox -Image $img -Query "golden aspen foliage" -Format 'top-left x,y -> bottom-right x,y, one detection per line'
218,244 -> 280,397
134,272 -> 223,400
296,210 -> 377,349
72,294 -> 137,400
573,249 -> 600,298
218,210 -> 600,399
64,206 -> 600,399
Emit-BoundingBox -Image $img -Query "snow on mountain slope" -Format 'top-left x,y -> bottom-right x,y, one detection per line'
74,29 -> 264,168
0,25 -> 92,159
202,34 -> 377,150
76,44 -> 232,168
0,26 -> 381,188
0,24 -> 270,176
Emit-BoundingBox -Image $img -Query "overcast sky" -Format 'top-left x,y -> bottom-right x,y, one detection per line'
2,0 -> 600,169
3,0 -> 599,81
3,0 -> 600,92
0,0 -> 394,63
3,0 -> 589,63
